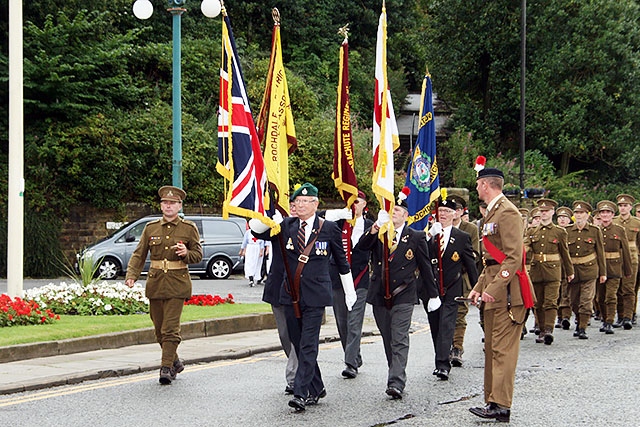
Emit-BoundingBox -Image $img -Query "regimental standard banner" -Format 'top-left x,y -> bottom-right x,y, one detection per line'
256,11 -> 297,217
405,73 -> 440,230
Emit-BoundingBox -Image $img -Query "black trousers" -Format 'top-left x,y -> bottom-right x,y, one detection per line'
426,295 -> 458,371
284,304 -> 325,399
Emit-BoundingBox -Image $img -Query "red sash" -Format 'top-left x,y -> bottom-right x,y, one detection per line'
482,236 -> 535,309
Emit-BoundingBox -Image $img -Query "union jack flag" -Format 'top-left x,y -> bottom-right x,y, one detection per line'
216,12 -> 276,230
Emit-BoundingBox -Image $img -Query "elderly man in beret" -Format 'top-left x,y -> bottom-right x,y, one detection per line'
126,186 -> 203,385
250,182 -> 355,412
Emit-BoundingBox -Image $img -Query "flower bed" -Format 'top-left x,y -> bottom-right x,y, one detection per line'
185,293 -> 234,306
0,294 -> 60,327
24,282 -> 149,316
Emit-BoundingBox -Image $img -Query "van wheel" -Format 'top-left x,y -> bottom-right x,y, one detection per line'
97,257 -> 121,280
207,257 -> 232,279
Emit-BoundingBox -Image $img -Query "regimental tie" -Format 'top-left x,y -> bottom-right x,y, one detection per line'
298,221 -> 307,252
390,231 -> 398,254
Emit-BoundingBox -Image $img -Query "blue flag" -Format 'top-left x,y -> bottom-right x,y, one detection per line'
405,73 -> 440,230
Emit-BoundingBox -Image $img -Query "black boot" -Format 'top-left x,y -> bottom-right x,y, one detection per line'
612,318 -> 623,328
605,322 -> 615,334
623,318 -> 633,330
578,328 -> 588,339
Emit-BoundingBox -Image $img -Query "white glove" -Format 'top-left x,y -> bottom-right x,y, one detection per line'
340,273 -> 357,311
324,208 -> 353,222
272,210 -> 284,224
429,222 -> 443,237
427,297 -> 442,313
248,218 -> 270,234
376,210 -> 390,228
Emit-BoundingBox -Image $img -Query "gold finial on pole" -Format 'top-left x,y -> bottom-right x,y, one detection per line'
220,0 -> 226,16
338,23 -> 350,43
272,8 -> 281,25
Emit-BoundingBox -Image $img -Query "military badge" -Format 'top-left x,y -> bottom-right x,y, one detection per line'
401,234 -> 409,243
482,222 -> 498,236
405,249 -> 414,260
451,251 -> 460,262
286,238 -> 294,250
500,270 -> 510,278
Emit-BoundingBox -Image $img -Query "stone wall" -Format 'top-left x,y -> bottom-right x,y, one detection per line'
59,203 -> 222,263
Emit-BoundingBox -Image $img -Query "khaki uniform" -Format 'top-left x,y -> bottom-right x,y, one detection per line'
612,215 -> 640,320
566,224 -> 606,330
126,217 -> 203,367
524,224 -> 574,335
473,194 -> 533,409
452,219 -> 480,353
598,223 -> 632,325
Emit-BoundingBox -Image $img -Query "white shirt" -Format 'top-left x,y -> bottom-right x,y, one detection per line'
299,215 -> 316,244
440,225 -> 453,252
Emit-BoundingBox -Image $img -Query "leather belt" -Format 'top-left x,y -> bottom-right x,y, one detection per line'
483,258 -> 499,267
150,259 -> 187,273
571,253 -> 596,265
533,253 -> 560,262
605,252 -> 620,260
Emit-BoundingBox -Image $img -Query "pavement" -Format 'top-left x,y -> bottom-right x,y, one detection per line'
0,313 -> 379,395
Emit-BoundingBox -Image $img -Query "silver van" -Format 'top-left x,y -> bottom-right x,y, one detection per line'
76,215 -> 246,280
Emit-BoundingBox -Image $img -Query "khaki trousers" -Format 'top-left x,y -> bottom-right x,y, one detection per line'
453,273 -> 473,351
596,278 -> 620,324
149,298 -> 184,367
617,262 -> 638,319
483,305 -> 525,409
558,278 -> 571,320
568,279 -> 596,330
533,280 -> 560,332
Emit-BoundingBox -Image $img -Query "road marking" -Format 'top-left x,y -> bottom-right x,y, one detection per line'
0,357 -> 268,408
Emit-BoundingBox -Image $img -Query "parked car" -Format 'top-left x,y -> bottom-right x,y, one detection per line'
76,215 -> 247,280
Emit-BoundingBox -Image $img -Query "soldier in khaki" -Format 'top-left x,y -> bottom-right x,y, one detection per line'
529,208 -> 541,229
519,208 -> 529,234
125,186 -> 203,384
612,194 -> 640,330
566,201 -> 606,339
634,201 -> 640,324
524,199 -> 574,344
595,200 -> 632,335
449,195 -> 480,367
554,207 -> 574,329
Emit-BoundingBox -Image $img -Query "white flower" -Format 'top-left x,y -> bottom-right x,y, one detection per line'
104,304 -> 112,311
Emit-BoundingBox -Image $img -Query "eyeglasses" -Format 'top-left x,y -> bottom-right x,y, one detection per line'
294,198 -> 317,205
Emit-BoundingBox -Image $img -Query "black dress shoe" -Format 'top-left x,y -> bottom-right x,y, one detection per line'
285,384 -> 294,394
469,403 -> 510,422
306,388 -> 326,405
385,387 -> 403,399
605,323 -> 615,334
288,396 -> 306,411
450,348 -> 463,367
432,368 -> 439,376
562,318 -> 571,330
612,318 -> 623,328
578,328 -> 588,339
342,365 -> 358,379
436,369 -> 449,380
623,318 -> 633,330
544,333 -> 554,345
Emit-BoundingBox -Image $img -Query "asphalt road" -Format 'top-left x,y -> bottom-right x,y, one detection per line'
2,276 -> 640,425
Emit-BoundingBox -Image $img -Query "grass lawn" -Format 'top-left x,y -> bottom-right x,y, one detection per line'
0,303 -> 271,347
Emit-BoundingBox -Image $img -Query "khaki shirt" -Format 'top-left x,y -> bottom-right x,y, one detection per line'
126,217 -> 203,299
524,223 -> 574,283
613,215 -> 640,263
600,223 -> 632,279
566,223 -> 606,282
473,195 -> 534,311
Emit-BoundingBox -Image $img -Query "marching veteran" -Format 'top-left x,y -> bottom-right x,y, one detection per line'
125,186 -> 203,385
359,190 -> 439,400
468,167 -> 534,423
524,198 -> 574,345
250,182 -> 355,412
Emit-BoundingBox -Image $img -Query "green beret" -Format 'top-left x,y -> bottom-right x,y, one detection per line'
291,182 -> 318,199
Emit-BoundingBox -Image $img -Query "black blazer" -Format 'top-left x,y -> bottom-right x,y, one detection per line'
329,217 -> 374,290
359,224 -> 438,307
256,215 -> 350,307
424,227 -> 478,301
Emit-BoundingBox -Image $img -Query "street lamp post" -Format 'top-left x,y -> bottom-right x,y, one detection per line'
133,0 -> 221,189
